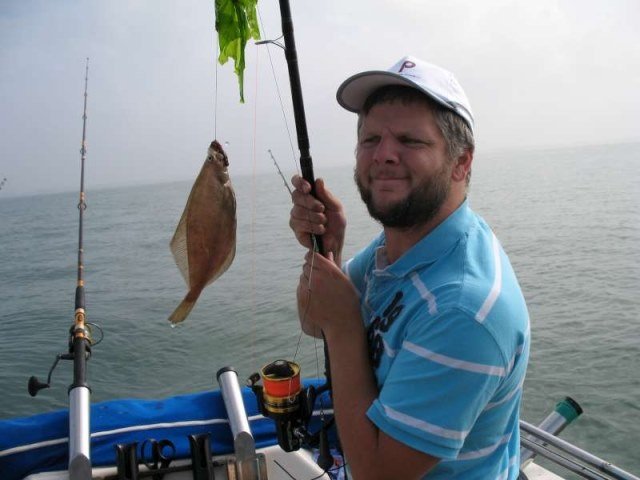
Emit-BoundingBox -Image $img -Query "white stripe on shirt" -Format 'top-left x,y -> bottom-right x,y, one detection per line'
403,341 -> 506,377
484,377 -> 525,410
475,233 -> 502,323
382,403 -> 468,441
382,338 -> 398,358
456,433 -> 511,460
496,454 -> 519,480
410,272 -> 438,315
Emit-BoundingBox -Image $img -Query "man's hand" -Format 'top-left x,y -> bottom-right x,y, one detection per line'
297,251 -> 360,339
289,176 -> 346,265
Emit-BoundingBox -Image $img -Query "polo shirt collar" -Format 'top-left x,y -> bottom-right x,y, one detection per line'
374,199 -> 472,277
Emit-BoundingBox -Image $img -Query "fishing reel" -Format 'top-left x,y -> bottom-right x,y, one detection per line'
247,360 -> 334,471
27,321 -> 103,397
248,360 -> 311,452
248,360 -> 335,471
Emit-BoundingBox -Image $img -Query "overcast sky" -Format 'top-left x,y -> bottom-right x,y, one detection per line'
1,0 -> 638,197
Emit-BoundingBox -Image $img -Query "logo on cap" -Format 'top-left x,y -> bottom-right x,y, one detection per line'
398,61 -> 416,73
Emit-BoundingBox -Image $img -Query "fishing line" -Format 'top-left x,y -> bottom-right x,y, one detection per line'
254,8 -> 338,472
275,448 -> 349,480
214,29 -> 219,140
266,153 -> 320,369
257,6 -> 299,172
291,250 -> 317,361
257,3 -> 322,369
257,6 -> 328,425
264,153 -> 320,369
250,42 -> 262,369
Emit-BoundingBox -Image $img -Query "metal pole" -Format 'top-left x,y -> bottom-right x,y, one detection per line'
521,397 -> 583,464
521,421 -> 640,480
217,367 -> 258,480
520,437 -> 607,480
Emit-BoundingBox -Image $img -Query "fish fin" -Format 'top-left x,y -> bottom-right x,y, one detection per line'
168,297 -> 196,324
170,209 -> 190,285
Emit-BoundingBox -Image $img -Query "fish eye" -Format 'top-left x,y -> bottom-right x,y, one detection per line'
207,155 -> 214,161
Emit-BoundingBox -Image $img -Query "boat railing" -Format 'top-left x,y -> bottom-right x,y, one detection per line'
520,421 -> 639,480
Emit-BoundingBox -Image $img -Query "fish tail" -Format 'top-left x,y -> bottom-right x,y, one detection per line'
168,298 -> 196,324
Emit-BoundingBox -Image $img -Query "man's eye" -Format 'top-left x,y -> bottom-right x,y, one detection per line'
360,136 -> 379,146
400,137 -> 425,145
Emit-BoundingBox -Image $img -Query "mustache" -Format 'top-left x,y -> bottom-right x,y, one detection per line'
361,166 -> 408,181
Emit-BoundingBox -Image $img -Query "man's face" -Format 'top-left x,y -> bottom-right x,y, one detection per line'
354,99 -> 453,229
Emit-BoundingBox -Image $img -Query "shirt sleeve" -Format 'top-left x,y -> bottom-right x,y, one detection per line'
366,308 -> 507,459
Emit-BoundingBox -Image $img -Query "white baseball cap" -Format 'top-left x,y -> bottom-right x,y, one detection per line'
336,55 -> 474,132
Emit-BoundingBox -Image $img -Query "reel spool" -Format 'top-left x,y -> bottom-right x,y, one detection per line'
248,359 -> 312,452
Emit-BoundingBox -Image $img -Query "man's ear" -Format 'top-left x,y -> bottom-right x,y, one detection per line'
451,150 -> 473,182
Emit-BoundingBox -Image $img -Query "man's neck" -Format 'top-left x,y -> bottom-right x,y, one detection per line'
383,196 -> 465,264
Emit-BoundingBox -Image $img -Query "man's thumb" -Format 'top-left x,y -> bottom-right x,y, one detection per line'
316,178 -> 341,211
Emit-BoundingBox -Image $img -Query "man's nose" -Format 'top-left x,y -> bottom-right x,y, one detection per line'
373,135 -> 400,164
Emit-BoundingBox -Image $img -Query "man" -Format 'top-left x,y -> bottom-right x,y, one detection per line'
290,55 -> 530,479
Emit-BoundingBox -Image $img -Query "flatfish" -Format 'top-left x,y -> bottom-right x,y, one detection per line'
169,140 -> 236,324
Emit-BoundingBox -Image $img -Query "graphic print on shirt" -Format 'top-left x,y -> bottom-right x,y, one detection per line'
367,290 -> 405,367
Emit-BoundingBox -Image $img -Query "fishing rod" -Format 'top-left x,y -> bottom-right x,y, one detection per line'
275,0 -> 324,257
68,56 -> 93,480
28,57 -> 97,479
275,0 -> 334,392
248,1 -> 337,473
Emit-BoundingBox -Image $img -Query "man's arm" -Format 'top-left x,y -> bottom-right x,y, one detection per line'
327,323 -> 440,479
298,252 -> 439,479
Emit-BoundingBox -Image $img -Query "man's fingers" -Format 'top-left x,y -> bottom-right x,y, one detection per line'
292,175 -> 337,213
315,178 -> 343,212
290,202 -> 327,244
290,204 -> 326,226
291,188 -> 325,213
291,174 -> 310,193
294,222 -> 325,237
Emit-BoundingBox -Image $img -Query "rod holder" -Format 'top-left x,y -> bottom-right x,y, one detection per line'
217,367 -> 259,480
520,396 -> 583,466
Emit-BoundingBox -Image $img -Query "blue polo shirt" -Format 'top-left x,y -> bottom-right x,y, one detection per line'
344,200 -> 530,479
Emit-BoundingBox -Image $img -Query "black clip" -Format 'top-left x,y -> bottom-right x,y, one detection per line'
189,433 -> 216,480
115,442 -> 139,480
140,439 -> 175,480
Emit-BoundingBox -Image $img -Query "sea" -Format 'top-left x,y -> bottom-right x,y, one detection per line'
0,142 -> 638,478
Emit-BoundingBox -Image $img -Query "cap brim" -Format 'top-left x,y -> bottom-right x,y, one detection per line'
336,70 -> 452,113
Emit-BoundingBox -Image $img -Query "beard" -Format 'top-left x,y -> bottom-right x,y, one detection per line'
354,164 -> 451,229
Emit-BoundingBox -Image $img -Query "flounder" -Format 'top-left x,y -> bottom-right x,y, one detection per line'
169,140 -> 236,324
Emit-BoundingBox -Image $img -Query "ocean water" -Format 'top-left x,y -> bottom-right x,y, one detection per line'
0,142 -> 638,477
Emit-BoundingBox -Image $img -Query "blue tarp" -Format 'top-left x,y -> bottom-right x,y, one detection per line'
0,380 -> 331,479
